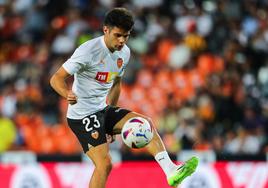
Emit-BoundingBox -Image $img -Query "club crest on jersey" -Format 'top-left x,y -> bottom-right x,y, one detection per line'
91,130 -> 99,139
117,58 -> 123,68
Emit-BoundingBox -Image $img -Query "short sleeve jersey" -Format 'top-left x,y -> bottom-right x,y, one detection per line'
62,36 -> 130,119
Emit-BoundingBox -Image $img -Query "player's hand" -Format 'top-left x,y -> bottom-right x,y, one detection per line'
106,134 -> 116,143
67,90 -> 77,105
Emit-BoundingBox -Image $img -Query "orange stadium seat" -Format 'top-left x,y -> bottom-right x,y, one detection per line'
157,38 -> 175,64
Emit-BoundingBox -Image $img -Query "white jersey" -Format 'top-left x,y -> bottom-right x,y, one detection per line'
62,36 -> 130,119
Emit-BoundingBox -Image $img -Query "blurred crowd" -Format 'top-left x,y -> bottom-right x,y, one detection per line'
0,0 -> 268,156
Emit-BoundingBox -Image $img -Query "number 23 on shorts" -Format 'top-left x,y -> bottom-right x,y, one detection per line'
82,115 -> 101,132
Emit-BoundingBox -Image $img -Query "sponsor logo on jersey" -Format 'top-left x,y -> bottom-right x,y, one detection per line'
117,58 -> 123,68
95,72 -> 108,82
95,72 -> 118,83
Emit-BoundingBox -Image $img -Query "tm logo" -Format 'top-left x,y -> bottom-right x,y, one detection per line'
95,72 -> 108,82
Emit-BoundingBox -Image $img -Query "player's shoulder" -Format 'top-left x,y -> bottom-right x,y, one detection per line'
76,36 -> 104,55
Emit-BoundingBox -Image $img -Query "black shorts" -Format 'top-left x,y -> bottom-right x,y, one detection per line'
67,106 -> 130,153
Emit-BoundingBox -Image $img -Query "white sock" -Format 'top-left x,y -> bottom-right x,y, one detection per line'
154,151 -> 178,177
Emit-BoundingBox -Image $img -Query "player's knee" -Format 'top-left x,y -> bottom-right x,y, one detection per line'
95,156 -> 113,173
102,159 -> 113,173
143,116 -> 155,129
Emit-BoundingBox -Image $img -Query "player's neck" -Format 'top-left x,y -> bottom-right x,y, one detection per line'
103,36 -> 115,53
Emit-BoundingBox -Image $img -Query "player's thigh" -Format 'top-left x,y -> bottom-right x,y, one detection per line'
113,111 -> 151,134
86,143 -> 112,168
104,106 -> 131,135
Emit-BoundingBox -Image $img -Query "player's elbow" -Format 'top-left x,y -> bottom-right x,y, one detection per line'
49,74 -> 57,90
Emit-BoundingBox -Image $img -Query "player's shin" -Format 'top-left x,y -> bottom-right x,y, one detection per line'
145,129 -> 178,177
155,151 -> 178,177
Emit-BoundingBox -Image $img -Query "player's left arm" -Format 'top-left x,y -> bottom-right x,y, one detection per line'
107,76 -> 121,106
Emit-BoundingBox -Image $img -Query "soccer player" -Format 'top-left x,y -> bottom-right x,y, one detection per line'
50,7 -> 198,188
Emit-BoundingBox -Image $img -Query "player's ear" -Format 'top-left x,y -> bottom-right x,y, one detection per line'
103,26 -> 109,34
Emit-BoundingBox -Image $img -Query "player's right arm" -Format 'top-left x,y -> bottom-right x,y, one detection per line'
50,67 -> 77,105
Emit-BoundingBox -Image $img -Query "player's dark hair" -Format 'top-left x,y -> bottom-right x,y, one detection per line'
104,8 -> 134,31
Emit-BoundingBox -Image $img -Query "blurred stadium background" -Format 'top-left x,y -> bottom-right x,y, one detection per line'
0,0 -> 268,187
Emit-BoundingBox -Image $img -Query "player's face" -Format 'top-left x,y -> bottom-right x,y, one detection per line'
103,26 -> 130,52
